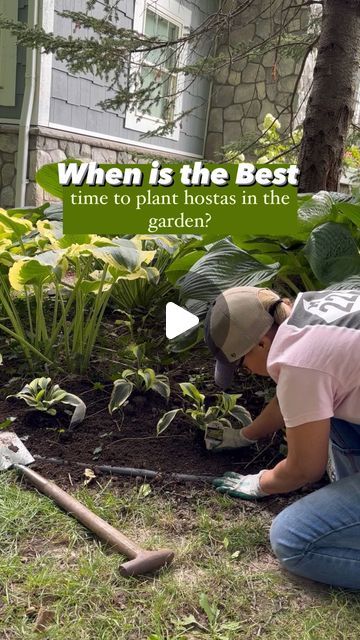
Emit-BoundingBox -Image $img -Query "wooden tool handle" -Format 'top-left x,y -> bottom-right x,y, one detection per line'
16,464 -> 140,557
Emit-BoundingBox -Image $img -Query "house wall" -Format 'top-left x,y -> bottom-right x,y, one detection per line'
49,0 -> 216,158
205,0 -> 310,160
0,0 -> 27,121
1,0 -> 217,207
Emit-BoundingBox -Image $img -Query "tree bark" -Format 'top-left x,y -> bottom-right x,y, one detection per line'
298,0 -> 360,193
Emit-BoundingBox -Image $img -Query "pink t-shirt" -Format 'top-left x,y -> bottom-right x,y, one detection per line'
267,290 -> 360,427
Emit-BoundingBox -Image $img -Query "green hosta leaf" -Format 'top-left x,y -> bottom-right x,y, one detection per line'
126,343 -> 146,363
178,239 -> 279,302
156,408 -> 182,434
304,222 -> 360,285
337,202 -> 360,228
167,324 -> 204,353
35,389 -> 46,403
179,382 -> 205,406
78,279 -> 113,295
36,161 -> 65,200
298,191 -> 335,225
108,379 -> 133,413
36,219 -> 63,245
326,276 -> 360,290
166,250 -> 206,285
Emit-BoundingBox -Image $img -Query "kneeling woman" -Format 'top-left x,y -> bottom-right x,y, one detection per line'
205,286 -> 360,589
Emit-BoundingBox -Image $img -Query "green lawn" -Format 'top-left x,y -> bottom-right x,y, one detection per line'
1,472 -> 360,639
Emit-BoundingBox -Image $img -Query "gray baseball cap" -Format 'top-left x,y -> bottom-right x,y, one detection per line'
204,286 -> 276,388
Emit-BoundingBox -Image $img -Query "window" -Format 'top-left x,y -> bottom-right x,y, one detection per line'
0,0 -> 18,107
140,8 -> 180,122
125,0 -> 190,140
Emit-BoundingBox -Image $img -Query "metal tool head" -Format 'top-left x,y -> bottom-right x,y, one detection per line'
0,432 -> 35,471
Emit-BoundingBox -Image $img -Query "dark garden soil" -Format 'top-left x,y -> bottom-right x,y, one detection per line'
0,349 -> 283,485
0,347 -> 326,503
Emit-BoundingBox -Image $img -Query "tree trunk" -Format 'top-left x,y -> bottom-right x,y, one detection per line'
298,0 -> 360,193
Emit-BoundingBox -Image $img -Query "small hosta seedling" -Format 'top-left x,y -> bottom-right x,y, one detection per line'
7,377 -> 86,429
109,368 -> 170,414
156,382 -> 250,435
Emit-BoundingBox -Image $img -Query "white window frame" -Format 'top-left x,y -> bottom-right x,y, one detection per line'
125,0 -> 191,141
0,0 -> 18,106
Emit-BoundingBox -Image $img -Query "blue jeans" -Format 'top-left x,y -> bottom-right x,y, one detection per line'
270,419 -> 360,589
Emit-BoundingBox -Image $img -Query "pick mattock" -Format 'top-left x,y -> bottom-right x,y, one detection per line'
0,432 -> 174,577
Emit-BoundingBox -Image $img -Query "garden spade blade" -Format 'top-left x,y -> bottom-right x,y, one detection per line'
0,432 -> 174,576
0,432 -> 34,471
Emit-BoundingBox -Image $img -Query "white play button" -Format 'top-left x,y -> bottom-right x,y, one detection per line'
166,302 -> 199,339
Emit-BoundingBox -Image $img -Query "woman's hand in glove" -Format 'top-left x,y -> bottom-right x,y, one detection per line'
213,470 -> 268,499
205,422 -> 257,451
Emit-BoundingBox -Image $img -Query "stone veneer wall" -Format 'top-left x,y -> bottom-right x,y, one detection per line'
0,130 -> 18,208
205,0 -> 310,160
0,124 -> 180,208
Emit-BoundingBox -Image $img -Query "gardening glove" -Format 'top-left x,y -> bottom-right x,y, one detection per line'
213,470 -> 268,500
204,421 -> 257,451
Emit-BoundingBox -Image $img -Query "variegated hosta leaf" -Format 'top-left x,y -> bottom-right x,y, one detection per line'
0,209 -> 33,238
61,393 -> 86,428
150,374 -> 170,399
9,256 -> 65,291
228,405 -> 252,426
108,379 -> 133,413
0,238 -> 12,252
94,239 -> 143,271
139,234 -> 183,254
179,382 -> 205,406
36,219 -> 63,245
137,368 -> 156,389
37,219 -> 116,251
156,408 -> 182,434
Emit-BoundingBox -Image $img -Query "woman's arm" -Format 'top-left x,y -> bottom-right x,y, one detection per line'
259,418 -> 330,494
241,394 -> 285,440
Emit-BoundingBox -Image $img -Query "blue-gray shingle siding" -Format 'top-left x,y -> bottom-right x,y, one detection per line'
50,0 -> 217,155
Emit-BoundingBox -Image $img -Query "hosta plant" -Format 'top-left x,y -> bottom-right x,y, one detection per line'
7,377 -> 86,429
109,369 -> 170,413
109,345 -> 170,413
156,382 -> 251,434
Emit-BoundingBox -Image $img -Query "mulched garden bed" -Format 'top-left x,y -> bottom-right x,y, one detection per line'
0,350 -> 285,487
0,347 -> 327,506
